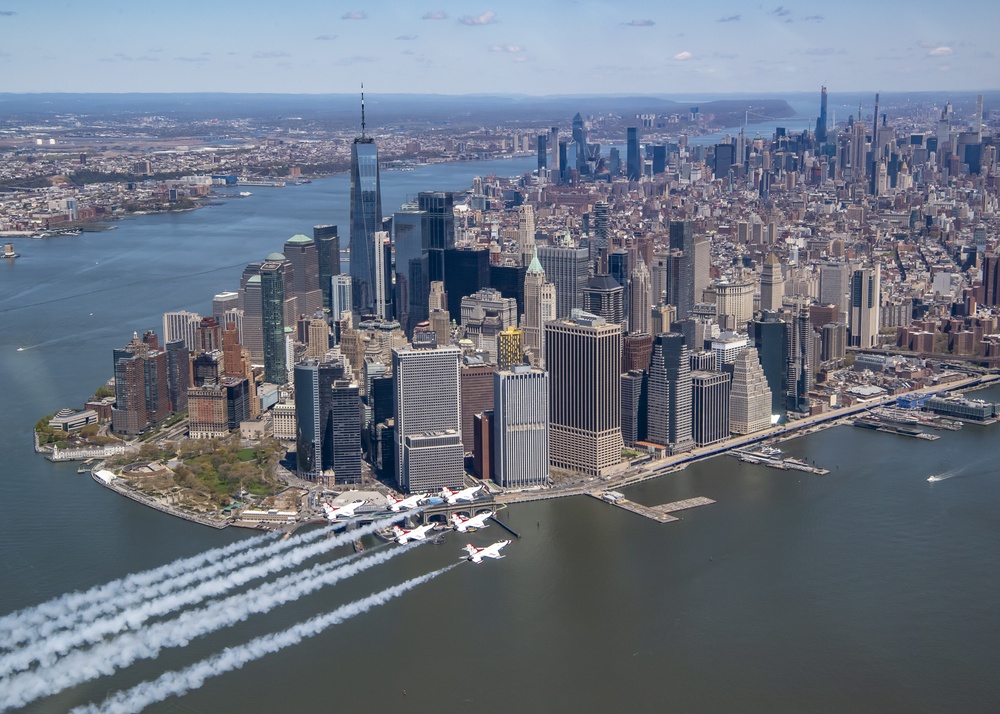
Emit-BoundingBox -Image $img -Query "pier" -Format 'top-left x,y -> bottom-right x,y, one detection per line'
589,492 -> 716,523
730,449 -> 831,474
852,418 -> 941,440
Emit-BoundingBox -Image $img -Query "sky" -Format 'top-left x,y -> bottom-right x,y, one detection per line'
0,0 -> 997,95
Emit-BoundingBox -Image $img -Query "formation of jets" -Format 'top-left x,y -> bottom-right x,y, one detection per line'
390,523 -> 436,544
450,511 -> 494,533
462,540 -> 510,564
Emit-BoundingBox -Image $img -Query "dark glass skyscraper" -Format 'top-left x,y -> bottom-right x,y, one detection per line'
626,127 -> 642,180
260,259 -> 288,384
816,85 -> 828,143
295,359 -> 361,484
313,224 -> 339,310
349,137 -> 382,315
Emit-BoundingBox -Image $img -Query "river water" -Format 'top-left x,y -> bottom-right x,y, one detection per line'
1,155 -> 998,713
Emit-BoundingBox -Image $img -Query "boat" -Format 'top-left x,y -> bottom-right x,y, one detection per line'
238,191 -> 253,197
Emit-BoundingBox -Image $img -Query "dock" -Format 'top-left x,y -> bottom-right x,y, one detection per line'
589,492 -> 715,523
730,449 -> 831,474
852,418 -> 941,440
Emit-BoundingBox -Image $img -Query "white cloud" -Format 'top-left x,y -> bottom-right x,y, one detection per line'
674,51 -> 693,61
927,46 -> 953,56
459,11 -> 497,25
489,44 -> 523,53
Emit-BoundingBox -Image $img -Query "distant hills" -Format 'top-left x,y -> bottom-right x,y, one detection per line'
0,93 -> 797,129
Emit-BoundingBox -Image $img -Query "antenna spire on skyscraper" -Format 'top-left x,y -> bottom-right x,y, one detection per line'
360,82 -> 366,139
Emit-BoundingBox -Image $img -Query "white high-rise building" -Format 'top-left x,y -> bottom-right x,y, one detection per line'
331,274 -> 352,324
162,311 -> 202,351
494,365 -> 549,488
373,231 -> 390,320
729,347 -> 773,434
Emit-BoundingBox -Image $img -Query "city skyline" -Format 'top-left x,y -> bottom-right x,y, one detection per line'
0,0 -> 996,94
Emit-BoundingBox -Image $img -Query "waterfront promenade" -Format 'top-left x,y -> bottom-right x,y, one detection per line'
497,372 -> 999,505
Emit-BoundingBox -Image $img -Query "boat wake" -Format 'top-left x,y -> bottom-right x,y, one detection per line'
928,468 -> 962,482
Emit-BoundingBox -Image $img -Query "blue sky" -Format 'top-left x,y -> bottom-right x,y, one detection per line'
0,0 -> 996,94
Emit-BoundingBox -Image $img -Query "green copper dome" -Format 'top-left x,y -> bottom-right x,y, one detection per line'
265,252 -> 286,261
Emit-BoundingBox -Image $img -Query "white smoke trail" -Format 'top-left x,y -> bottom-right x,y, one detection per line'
0,530 -> 276,649
0,514 -> 406,675
71,564 -> 457,714
0,542 -> 420,712
2,525 -> 330,650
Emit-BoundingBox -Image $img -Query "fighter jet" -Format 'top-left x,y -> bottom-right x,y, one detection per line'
322,500 -> 366,521
390,523 -> 435,544
386,493 -> 428,512
461,540 -> 510,564
450,511 -> 494,533
441,485 -> 483,504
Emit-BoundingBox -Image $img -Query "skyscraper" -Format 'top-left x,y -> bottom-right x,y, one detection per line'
522,248 -> 557,368
647,333 -> 694,454
517,204 -> 535,266
497,325 -> 524,370
111,333 -> 170,435
162,310 -> 201,352
545,311 -> 623,477
629,254 -> 652,335
550,126 -> 560,179
537,133 -> 548,170
620,370 -> 647,447
419,191 -> 455,285
729,347 -> 773,434
626,127 -> 642,181
260,258 -> 288,384
349,94 -> 382,315
295,359 -> 361,484
372,230 -> 390,319
284,234 -> 323,316
749,311 -> 788,420
392,343 -> 463,493
331,274 -> 352,324
691,371 -> 730,446
584,275 -> 625,326
788,303 -> 816,414
494,365 -> 549,488
848,264 -> 881,348
760,253 -> 784,312
816,85 -> 828,143
313,225 -> 340,310
538,244 -> 589,318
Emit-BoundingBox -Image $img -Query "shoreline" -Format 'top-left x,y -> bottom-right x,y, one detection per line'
75,373 -> 998,529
